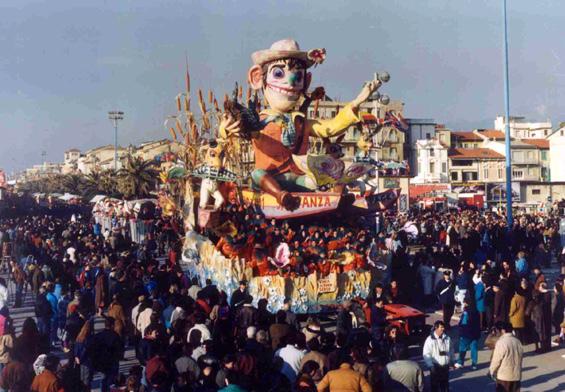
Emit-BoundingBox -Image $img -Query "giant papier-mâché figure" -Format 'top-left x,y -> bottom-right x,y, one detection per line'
219,39 -> 381,210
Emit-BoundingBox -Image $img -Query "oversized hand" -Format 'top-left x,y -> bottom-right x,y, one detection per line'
310,87 -> 326,100
352,76 -> 382,108
218,113 -> 241,139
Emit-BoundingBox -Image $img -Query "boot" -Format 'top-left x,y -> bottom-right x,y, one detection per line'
259,175 -> 301,211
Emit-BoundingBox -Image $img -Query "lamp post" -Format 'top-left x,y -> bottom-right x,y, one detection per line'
502,0 -> 513,227
108,111 -> 124,171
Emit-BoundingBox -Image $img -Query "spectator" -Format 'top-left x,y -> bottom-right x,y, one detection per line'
383,344 -> 423,392
275,332 -> 305,384
435,271 -> 456,328
90,317 -> 123,392
30,354 -> 60,392
316,353 -> 371,392
422,321 -> 453,392
455,298 -> 481,370
489,322 -> 523,392
509,284 -> 527,344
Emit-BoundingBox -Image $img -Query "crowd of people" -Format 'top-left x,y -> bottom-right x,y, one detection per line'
0,200 -> 563,391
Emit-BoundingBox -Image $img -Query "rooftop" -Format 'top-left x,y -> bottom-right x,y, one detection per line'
521,139 -> 549,149
475,129 -> 506,139
451,129 -> 507,141
451,131 -> 482,141
448,148 -> 504,160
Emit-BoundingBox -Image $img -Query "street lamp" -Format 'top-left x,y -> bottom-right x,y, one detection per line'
502,0 -> 513,227
108,111 -> 124,171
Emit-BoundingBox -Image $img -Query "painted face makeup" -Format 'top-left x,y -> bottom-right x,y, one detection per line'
264,60 -> 306,110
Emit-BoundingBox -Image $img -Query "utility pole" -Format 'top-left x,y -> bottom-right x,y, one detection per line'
502,0 -> 513,227
108,111 -> 124,171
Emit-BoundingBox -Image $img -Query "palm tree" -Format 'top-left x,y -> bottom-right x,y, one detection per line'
83,170 -> 102,196
99,169 -> 122,198
61,173 -> 85,195
117,155 -> 157,199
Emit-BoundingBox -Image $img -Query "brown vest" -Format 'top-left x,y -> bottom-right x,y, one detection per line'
252,115 -> 309,175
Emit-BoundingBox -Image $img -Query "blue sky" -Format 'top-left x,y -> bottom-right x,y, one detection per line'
1,0 -> 564,174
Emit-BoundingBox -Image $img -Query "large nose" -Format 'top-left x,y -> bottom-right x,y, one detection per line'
288,72 -> 299,86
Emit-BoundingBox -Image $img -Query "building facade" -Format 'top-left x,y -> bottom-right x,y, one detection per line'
412,138 -> 449,184
494,116 -> 552,139
448,148 -> 505,184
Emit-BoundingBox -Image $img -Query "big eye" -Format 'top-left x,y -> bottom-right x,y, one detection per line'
272,67 -> 285,79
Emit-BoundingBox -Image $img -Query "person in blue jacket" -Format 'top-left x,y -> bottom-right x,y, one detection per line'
455,297 -> 481,370
473,271 -> 486,330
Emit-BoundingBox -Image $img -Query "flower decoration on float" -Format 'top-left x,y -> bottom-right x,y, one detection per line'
307,48 -> 327,66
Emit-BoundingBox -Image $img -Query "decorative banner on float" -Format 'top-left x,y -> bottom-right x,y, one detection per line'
318,273 -> 337,294
242,190 -> 341,219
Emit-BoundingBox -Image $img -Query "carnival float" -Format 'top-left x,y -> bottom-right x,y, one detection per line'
159,39 -> 404,312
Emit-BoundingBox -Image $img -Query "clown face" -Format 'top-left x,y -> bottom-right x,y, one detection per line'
264,59 -> 308,112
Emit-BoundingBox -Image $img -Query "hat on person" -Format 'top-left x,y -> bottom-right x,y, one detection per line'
251,39 -> 326,68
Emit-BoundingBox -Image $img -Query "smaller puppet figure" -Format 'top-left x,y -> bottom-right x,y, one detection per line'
199,141 -> 224,210
193,140 -> 237,211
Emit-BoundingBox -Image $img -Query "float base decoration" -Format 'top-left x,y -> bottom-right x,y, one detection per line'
242,190 -> 341,219
181,231 -> 372,313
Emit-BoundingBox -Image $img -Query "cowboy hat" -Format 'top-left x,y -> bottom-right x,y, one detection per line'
251,39 -> 326,68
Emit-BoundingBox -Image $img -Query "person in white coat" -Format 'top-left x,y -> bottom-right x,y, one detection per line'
423,320 -> 453,392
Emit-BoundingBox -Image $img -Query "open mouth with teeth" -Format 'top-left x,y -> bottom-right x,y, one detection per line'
267,83 -> 301,98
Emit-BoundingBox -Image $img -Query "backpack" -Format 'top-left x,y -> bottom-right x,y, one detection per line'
35,294 -> 53,319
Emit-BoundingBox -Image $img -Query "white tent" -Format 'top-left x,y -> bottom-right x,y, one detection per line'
89,194 -> 108,203
59,193 -> 80,201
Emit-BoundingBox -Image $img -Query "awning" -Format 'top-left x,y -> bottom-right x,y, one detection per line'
90,194 -> 108,203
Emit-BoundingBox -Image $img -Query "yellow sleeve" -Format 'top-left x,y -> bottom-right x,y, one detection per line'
317,373 -> 330,391
306,104 -> 361,138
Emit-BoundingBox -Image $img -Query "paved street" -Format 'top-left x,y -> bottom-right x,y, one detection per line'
4,271 -> 565,391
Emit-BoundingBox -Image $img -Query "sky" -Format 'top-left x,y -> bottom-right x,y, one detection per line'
1,0 -> 564,174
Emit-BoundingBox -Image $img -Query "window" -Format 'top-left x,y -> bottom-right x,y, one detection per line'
528,167 -> 536,176
429,149 -> 435,157
426,133 -> 431,140
541,151 -> 547,160
451,172 -> 459,181
527,151 -> 534,161
442,162 -> 447,173
498,168 -> 503,178
430,162 -> 435,173
512,151 -> 524,162
418,162 -> 421,174
452,160 -> 473,167
483,167 -> 488,179
463,172 -> 478,181
512,169 -> 523,179
532,189 -> 541,195
390,147 -> 398,159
